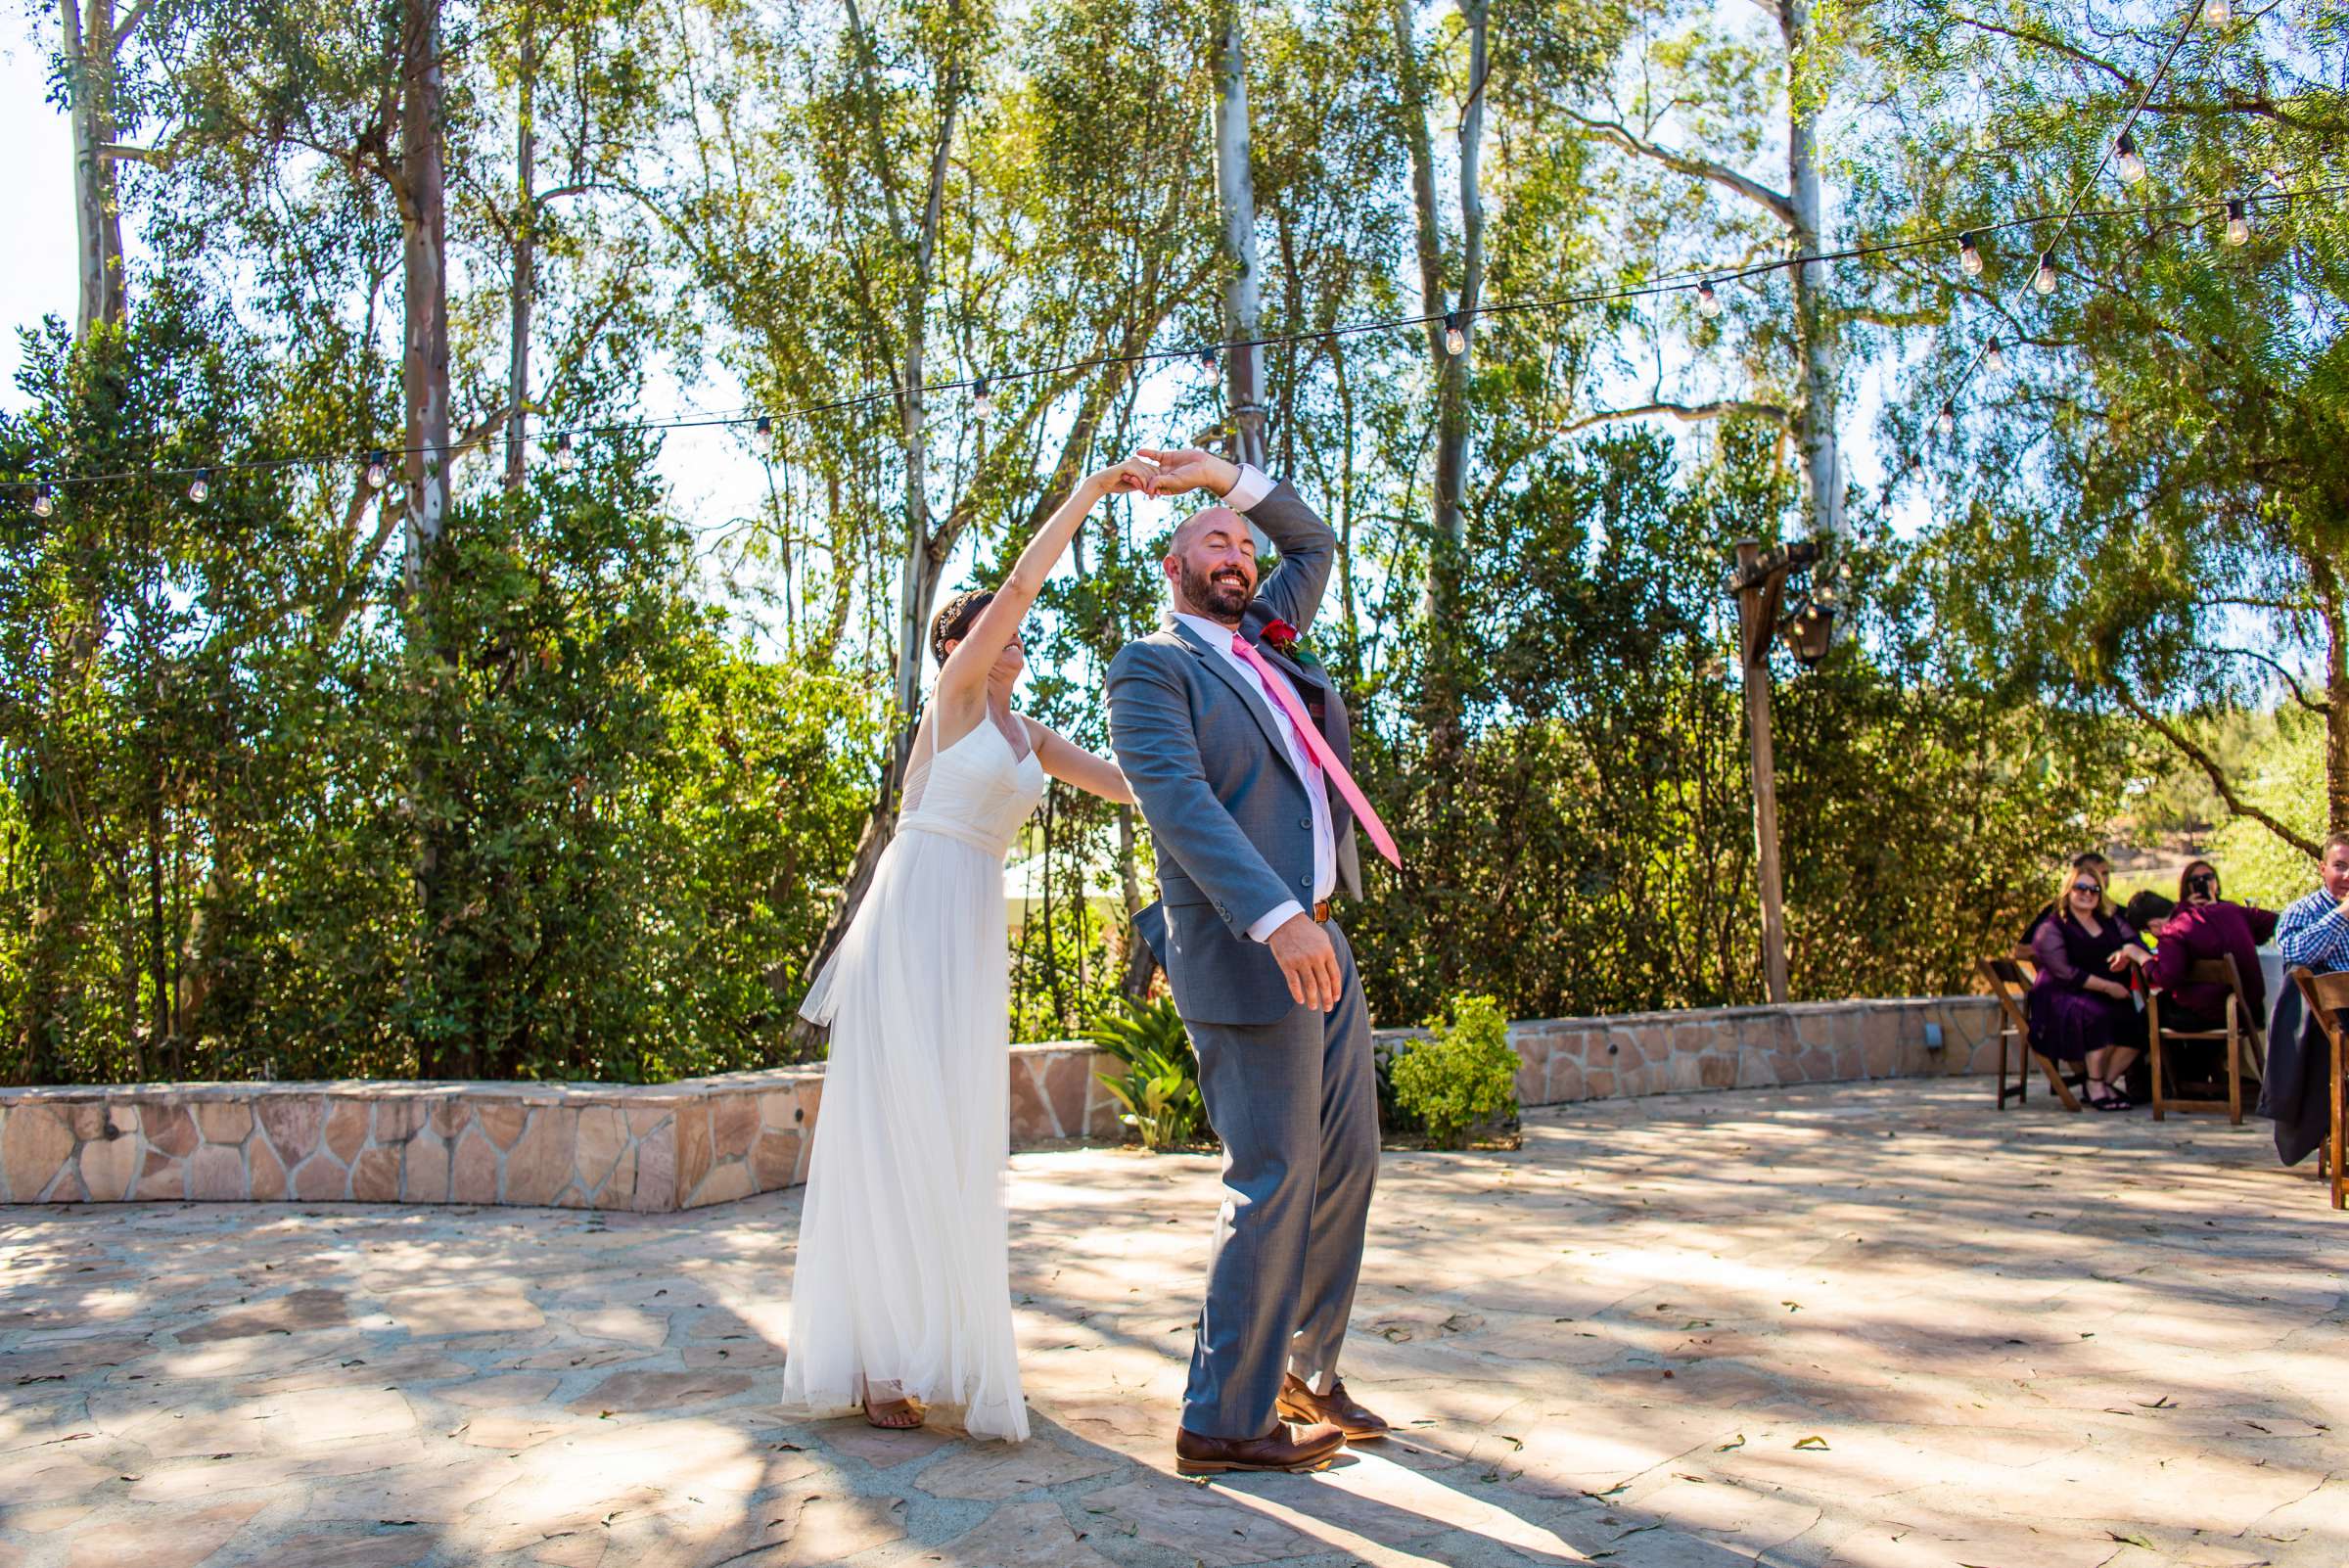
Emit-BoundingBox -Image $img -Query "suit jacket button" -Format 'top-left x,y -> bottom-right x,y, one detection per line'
1298,816 -> 1312,829
1299,875 -> 1311,888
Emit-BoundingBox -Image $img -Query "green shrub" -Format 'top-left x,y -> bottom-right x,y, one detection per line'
1389,994 -> 1520,1150
1084,994 -> 1205,1151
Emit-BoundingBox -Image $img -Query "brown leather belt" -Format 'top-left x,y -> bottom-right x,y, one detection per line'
1313,899 -> 1332,924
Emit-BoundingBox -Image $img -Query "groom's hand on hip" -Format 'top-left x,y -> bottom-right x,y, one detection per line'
1267,911 -> 1342,1012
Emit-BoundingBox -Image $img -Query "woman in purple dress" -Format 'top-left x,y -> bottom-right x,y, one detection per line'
2029,863 -> 2153,1110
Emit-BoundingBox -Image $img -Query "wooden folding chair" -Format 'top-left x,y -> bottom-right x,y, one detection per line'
1979,956 -> 2082,1112
2147,954 -> 2267,1125
2289,967 -> 2349,1212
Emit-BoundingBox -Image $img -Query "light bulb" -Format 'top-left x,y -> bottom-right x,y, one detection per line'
1983,340 -> 2006,375
1958,232 -> 1985,277
2033,253 -> 2058,295
1936,400 -> 1957,438
2202,0 -> 2230,23
752,415 -> 773,458
971,378 -> 993,421
1197,346 -> 1219,380
188,469 -> 209,505
31,484 -> 54,519
1444,311 -> 1467,356
553,435 -> 577,473
2226,199 -> 2250,246
2114,130 -> 2145,185
366,450 -> 390,489
1696,279 -> 1722,319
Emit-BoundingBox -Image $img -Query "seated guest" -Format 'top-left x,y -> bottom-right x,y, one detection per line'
2260,833 -> 2349,1169
2029,860 -> 2152,1110
2277,833 -> 2349,975
2122,889 -> 2176,935
2013,851 -> 2113,962
2143,859 -> 2277,1034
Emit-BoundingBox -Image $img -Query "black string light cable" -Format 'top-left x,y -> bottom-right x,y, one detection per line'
1917,0 -> 2222,459
8,175 -> 2332,509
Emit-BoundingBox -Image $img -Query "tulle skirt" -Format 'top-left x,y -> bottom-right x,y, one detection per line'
781,822 -> 1027,1441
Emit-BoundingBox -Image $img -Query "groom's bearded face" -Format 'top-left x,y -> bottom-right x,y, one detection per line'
1168,509 -> 1258,623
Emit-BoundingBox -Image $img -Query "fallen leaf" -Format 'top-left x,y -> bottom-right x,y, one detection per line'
2135,1396 -> 2175,1409
1781,1301 -> 1803,1313
1716,1434 -> 1746,1452
1793,1435 -> 1830,1451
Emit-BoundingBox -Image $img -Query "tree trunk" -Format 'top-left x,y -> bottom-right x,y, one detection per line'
63,0 -> 128,336
2324,569 -> 2349,835
1212,0 -> 1267,471
504,8 -> 537,490
1394,0 -> 1484,760
1778,0 -> 1842,540
397,0 -> 456,1073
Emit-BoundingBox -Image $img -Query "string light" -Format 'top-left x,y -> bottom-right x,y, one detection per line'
553,435 -> 577,473
752,415 -> 774,458
1983,340 -> 2006,374
188,469 -> 209,505
1958,232 -> 1985,277
31,484 -> 54,519
1196,346 -> 1219,381
2202,0 -> 2230,23
13,180 -> 2332,502
2115,130 -> 2146,185
1936,400 -> 1958,438
1444,311 -> 1468,355
971,378 -> 993,421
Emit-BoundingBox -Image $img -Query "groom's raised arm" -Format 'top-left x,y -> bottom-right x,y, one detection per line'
1108,642 -> 1296,943
1234,477 -> 1335,638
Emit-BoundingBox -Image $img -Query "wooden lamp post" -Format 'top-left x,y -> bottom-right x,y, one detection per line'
1729,537 -> 1833,1005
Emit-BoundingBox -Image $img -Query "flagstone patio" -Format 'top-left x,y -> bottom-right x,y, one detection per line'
2,1080 -> 2341,1568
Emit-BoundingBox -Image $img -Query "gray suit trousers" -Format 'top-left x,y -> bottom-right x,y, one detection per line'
1182,919 -> 1379,1439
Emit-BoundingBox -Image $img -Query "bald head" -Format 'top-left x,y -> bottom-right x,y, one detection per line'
1163,505 -> 1259,624
1172,505 -> 1242,553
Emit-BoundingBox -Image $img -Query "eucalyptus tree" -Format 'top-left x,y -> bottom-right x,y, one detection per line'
655,0 -> 1222,999
1843,0 -> 2349,841
1538,0 -> 1851,540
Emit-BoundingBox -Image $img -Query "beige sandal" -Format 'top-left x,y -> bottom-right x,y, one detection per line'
861,1390 -> 925,1430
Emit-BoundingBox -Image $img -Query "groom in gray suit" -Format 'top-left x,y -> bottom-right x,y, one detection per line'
1108,447 -> 1397,1475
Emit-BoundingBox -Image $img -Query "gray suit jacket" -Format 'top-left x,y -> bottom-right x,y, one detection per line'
1108,480 -> 1364,1027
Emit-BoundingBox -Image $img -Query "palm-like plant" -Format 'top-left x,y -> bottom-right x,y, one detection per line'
1084,995 -> 1205,1150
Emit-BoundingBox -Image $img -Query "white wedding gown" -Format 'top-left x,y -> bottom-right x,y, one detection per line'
782,708 -> 1044,1442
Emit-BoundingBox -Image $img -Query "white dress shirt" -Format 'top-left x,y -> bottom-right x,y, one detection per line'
1172,465 -> 1332,945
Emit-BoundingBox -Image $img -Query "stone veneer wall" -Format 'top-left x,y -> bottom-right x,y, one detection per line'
1,994 -> 1998,1209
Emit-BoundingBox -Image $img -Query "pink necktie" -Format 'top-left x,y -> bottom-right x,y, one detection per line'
1228,633 -> 1402,870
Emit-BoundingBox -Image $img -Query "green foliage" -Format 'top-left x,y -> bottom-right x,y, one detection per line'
1084,994 -> 1203,1150
1389,994 -> 1520,1150
1347,424 -> 2119,1024
0,304 -> 877,1084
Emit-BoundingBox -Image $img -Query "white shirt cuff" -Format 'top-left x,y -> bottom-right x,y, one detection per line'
1222,464 -> 1275,513
1247,899 -> 1305,944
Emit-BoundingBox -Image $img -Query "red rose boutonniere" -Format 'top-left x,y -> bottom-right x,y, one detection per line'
1260,618 -> 1321,669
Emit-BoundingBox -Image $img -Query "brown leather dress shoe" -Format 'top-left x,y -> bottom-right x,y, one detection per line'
1276,1373 -> 1391,1440
1174,1418 -> 1346,1476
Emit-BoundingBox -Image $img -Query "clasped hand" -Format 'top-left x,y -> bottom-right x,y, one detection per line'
1085,447 -> 1239,503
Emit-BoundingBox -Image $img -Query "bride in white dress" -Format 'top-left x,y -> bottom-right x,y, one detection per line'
782,454 -> 1158,1441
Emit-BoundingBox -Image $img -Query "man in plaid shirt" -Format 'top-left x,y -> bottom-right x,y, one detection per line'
2277,833 -> 2349,974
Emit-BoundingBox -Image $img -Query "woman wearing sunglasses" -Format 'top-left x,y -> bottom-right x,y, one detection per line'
2028,863 -> 2154,1109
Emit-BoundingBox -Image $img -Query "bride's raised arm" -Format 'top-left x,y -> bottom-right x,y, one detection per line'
932,455 -> 1160,738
